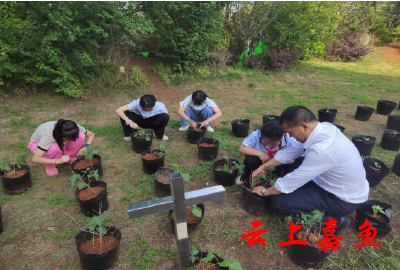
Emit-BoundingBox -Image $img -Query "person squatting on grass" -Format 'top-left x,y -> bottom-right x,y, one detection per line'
252,106 -> 369,235
177,90 -> 222,132
27,119 -> 95,176
235,121 -> 300,185
116,94 -> 170,141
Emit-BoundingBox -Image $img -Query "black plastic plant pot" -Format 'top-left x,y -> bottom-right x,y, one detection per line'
351,135 -> 376,157
154,168 -> 173,197
187,125 -> 207,144
241,181 -> 270,215
0,165 -> 32,195
131,130 -> 153,153
231,119 -> 250,138
288,225 -> 332,269
71,154 -> 104,181
354,106 -> 375,121
262,115 -> 280,125
0,207 -> 3,235
318,109 -> 337,123
334,124 -> 345,133
141,150 -> 165,175
212,159 -> 240,187
363,157 -> 390,187
380,129 -> 400,151
376,100 -> 397,115
197,138 -> 219,161
355,200 -> 393,238
75,181 -> 109,217
392,153 -> 400,177
191,251 -> 228,270
169,203 -> 205,235
386,115 -> 400,131
75,226 -> 121,270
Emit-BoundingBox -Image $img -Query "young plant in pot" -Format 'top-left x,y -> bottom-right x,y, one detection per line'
71,146 -> 103,179
380,129 -> 400,151
169,204 -> 205,235
0,156 -> 32,195
197,137 -> 219,161
70,169 -> 109,217
318,109 -> 338,123
354,105 -> 375,121
351,135 -> 376,157
231,118 -> 250,138
363,158 -> 389,187
262,115 -> 280,125
213,156 -> 244,186
190,248 -> 243,270
288,210 -> 331,268
141,142 -> 167,175
241,166 -> 276,215
75,213 -> 122,270
187,123 -> 207,144
131,129 -> 153,153
355,200 -> 393,238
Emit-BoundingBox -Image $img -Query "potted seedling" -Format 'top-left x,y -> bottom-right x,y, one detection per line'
0,156 -> 32,195
241,166 -> 276,215
169,204 -> 205,235
75,213 -> 122,270
355,200 -> 393,238
386,114 -> 400,131
131,129 -> 153,153
380,129 -> 400,151
354,105 -> 375,121
190,248 -> 243,270
363,157 -> 389,187
154,167 -> 174,197
352,135 -> 376,156
213,156 -> 244,186
197,136 -> 219,161
318,109 -> 337,123
231,118 -> 250,138
70,169 -> 109,217
187,123 -> 207,144
262,115 -> 280,125
392,153 -> 400,177
288,210 -> 330,268
376,100 -> 397,115
71,146 -> 103,179
141,142 -> 167,175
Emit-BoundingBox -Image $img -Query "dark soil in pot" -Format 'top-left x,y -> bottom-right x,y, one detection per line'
352,135 -> 376,156
355,200 -> 393,238
131,130 -> 153,153
75,226 -> 121,270
318,109 -> 337,123
169,203 -> 205,235
75,181 -> 109,217
363,157 -> 390,187
141,150 -> 165,175
241,181 -> 270,215
0,165 -> 32,195
71,155 -> 103,181
376,100 -> 397,115
392,153 -> 400,177
231,119 -> 250,137
354,106 -> 375,121
386,114 -> 400,131
212,159 -> 239,186
197,138 -> 219,161
380,129 -> 400,151
154,168 -> 173,197
187,125 -> 207,144
262,115 -> 280,125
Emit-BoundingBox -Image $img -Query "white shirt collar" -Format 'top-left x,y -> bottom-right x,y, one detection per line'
303,122 -> 323,149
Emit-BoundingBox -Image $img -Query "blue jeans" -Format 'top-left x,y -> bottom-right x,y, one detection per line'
181,106 -> 214,127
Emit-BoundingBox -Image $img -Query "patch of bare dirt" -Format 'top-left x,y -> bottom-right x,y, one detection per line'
376,43 -> 400,61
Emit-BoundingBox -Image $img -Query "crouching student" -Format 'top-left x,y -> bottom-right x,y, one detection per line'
116,94 -> 169,141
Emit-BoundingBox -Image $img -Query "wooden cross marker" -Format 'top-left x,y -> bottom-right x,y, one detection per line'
128,172 -> 226,269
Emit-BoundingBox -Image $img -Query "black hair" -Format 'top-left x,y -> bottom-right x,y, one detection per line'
139,94 -> 156,108
192,90 -> 208,106
260,121 -> 284,142
53,119 -> 79,153
279,106 -> 317,127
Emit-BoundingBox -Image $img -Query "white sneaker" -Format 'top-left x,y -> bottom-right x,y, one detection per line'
162,135 -> 169,141
235,175 -> 243,185
206,126 -> 214,132
124,136 -> 131,142
179,125 -> 190,131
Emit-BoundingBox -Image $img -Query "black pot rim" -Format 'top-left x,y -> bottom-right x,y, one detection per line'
318,108 -> 337,113
378,100 -> 397,106
363,157 -> 390,174
71,154 -> 102,170
352,135 -> 376,142
197,137 -> 219,146
231,118 -> 250,124
357,105 -> 375,110
141,149 -> 165,159
0,164 -> 30,178
76,226 -> 122,254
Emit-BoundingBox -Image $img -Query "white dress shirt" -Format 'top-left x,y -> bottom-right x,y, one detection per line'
274,122 -> 369,204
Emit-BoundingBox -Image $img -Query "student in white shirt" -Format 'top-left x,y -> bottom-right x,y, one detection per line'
177,90 -> 222,132
116,94 -> 169,141
252,106 -> 369,235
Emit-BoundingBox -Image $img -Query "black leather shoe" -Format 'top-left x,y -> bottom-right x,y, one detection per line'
335,217 -> 350,236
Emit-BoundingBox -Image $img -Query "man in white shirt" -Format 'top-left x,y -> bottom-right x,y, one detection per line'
252,106 -> 369,234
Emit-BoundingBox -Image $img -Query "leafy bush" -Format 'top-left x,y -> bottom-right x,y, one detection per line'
151,63 -> 173,85
131,67 -> 148,87
249,49 -> 298,70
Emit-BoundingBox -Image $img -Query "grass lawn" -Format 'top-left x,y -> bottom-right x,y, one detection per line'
0,45 -> 399,270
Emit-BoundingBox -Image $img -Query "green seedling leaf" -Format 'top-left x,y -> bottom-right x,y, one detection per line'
77,183 -> 87,190
182,173 -> 190,183
191,247 -> 199,257
223,163 -> 229,172
192,205 -> 202,218
218,260 -> 232,267
145,137 -> 151,141
230,261 -> 244,270
201,251 -> 214,262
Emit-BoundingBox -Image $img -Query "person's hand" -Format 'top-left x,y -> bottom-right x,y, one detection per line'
259,153 -> 271,164
190,121 -> 197,128
57,155 -> 70,164
77,147 -> 86,156
252,165 -> 267,181
129,122 -> 139,129
252,186 -> 266,196
199,120 -> 209,128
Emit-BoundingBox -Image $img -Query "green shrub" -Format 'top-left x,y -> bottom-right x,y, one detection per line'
152,63 -> 172,85
131,67 -> 148,87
